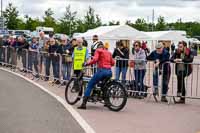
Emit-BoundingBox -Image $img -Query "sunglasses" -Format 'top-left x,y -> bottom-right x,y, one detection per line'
134,45 -> 139,47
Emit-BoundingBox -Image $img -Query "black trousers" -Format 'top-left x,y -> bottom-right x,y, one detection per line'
177,71 -> 186,97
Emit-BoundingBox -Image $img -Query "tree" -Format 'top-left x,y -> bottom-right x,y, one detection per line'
17,19 -> 26,30
83,6 -> 102,32
75,19 -> 86,33
156,16 -> 167,31
133,18 -> 148,31
3,3 -> 19,29
95,14 -> 102,27
43,8 -> 56,28
108,20 -> 120,26
24,15 -> 41,31
58,5 -> 77,36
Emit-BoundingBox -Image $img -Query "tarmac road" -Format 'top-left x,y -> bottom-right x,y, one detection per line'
0,70 -> 85,133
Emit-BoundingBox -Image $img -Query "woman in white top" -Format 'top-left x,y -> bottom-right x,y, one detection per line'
133,41 -> 146,98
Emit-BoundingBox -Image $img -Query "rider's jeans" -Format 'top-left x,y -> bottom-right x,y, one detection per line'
84,68 -> 112,97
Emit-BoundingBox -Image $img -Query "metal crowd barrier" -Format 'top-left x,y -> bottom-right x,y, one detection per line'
0,47 -> 158,101
0,46 -> 6,65
113,58 -> 156,100
161,61 -> 200,102
113,58 -> 200,103
1,46 -> 200,104
0,47 -> 96,85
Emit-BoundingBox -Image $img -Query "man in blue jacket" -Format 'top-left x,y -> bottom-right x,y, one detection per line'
147,42 -> 171,102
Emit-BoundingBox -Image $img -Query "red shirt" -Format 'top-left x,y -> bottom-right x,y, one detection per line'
88,48 -> 115,69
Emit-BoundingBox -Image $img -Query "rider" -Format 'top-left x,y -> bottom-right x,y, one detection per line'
78,42 -> 115,110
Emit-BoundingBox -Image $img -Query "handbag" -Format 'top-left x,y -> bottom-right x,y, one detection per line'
65,55 -> 73,62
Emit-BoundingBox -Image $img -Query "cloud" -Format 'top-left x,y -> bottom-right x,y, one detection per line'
2,0 -> 200,23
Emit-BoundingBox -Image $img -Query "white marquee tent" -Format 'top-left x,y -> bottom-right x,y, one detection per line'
75,25 -> 151,52
74,25 -> 188,52
76,25 -> 151,40
143,30 -> 188,50
143,30 -> 188,41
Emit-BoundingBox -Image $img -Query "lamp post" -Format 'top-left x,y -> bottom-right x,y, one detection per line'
152,9 -> 155,31
1,0 -> 2,17
0,0 -> 4,30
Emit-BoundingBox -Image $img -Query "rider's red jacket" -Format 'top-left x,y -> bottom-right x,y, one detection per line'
88,48 -> 115,69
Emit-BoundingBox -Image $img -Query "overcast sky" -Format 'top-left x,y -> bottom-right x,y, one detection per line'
4,0 -> 200,23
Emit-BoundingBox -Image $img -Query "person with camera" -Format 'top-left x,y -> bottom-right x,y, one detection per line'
147,42 -> 171,102
170,41 -> 194,104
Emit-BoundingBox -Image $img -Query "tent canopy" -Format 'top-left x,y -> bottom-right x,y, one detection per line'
77,25 -> 151,40
143,30 -> 188,41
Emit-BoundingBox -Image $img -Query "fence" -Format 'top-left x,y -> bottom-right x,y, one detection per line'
0,46 -> 200,103
0,46 -> 96,84
113,58 -> 155,99
113,58 -> 200,102
161,62 -> 200,102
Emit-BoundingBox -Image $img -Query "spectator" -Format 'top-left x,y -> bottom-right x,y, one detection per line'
9,36 -> 17,68
82,37 -> 88,47
147,42 -> 171,102
28,37 -> 39,79
190,43 -> 198,56
49,31 -> 54,38
17,36 -> 29,72
60,35 -> 73,85
91,35 -> 103,73
45,38 -> 62,84
0,36 -> 3,65
91,35 -> 101,57
38,31 -> 48,78
70,38 -> 77,52
171,42 -> 175,55
163,42 -> 170,52
3,36 -> 11,65
133,41 -> 146,98
73,38 -> 89,78
44,40 -> 50,79
170,41 -> 194,104
141,41 -> 150,56
112,41 -> 129,82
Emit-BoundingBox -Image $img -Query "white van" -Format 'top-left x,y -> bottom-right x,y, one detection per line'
36,26 -> 54,37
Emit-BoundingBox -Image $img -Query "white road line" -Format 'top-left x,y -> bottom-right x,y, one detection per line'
0,68 -> 95,133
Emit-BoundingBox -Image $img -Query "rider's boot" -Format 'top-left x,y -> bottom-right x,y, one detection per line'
77,96 -> 89,110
